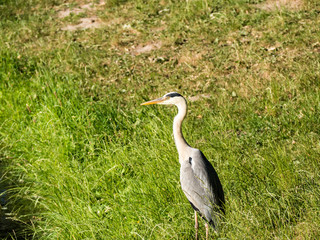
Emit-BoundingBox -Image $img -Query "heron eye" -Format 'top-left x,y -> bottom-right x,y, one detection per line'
189,157 -> 192,165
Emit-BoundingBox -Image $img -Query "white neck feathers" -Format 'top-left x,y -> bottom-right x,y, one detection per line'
173,98 -> 190,161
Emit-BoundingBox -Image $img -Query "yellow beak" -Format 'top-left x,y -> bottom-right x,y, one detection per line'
141,97 -> 167,105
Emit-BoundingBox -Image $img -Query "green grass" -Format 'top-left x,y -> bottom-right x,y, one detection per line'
1,0 -> 320,239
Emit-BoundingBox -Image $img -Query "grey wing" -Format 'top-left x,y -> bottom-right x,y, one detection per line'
180,149 -> 225,223
195,150 -> 225,213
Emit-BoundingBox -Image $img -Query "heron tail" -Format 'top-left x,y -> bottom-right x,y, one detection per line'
208,219 -> 216,229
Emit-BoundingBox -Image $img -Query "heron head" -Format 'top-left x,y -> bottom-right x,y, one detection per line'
141,92 -> 185,106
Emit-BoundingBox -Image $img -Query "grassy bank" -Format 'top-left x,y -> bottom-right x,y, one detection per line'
1,0 -> 320,239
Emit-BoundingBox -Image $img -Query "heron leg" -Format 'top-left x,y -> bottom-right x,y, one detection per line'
194,211 -> 198,240
205,223 -> 209,240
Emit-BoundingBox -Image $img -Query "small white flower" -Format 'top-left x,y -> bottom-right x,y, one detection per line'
123,24 -> 131,29
159,8 -> 169,14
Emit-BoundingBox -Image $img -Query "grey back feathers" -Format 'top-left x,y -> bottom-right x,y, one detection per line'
180,148 -> 224,228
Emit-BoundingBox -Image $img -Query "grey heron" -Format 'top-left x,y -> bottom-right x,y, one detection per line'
141,92 -> 225,240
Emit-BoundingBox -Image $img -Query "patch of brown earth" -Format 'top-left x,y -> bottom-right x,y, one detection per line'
58,1 -> 105,18
132,41 -> 162,55
256,0 -> 304,11
58,1 -> 106,31
61,17 -> 103,31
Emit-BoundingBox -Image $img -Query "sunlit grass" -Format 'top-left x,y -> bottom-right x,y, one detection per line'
1,0 -> 320,239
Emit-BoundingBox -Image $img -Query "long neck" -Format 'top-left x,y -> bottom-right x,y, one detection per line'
173,100 -> 189,157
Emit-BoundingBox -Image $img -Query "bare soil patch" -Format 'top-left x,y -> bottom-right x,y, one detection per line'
256,0 -> 304,11
58,1 -> 105,18
58,1 -> 106,31
131,41 -> 162,55
61,17 -> 103,31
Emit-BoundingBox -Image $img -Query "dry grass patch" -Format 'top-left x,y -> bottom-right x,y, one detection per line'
188,94 -> 211,102
178,51 -> 204,67
293,221 -> 320,240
